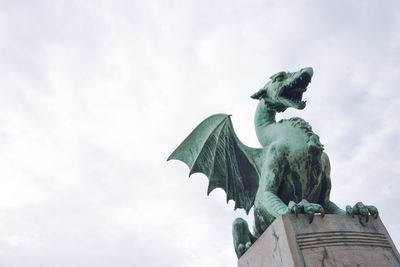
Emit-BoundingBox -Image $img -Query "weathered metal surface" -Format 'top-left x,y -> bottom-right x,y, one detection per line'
168,68 -> 378,258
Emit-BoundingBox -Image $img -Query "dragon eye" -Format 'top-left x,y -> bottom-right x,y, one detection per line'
273,72 -> 286,82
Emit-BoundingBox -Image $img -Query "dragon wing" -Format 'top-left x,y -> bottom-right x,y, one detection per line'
167,113 -> 261,214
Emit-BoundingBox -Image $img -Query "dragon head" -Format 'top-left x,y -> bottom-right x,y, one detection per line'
251,67 -> 313,112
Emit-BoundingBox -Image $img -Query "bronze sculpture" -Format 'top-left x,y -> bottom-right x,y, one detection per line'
168,67 -> 378,258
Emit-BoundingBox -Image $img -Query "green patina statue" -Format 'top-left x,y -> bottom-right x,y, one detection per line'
168,67 -> 378,258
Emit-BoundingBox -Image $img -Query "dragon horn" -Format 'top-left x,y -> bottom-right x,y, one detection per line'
251,88 -> 266,100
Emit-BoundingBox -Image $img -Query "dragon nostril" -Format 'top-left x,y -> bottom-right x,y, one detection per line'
303,67 -> 313,77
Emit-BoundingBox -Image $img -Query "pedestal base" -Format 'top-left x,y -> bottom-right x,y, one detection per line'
238,214 -> 400,267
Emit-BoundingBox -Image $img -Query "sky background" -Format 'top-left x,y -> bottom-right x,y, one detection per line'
1,0 -> 400,266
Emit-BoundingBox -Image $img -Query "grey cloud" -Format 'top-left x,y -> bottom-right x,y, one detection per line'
0,0 -> 399,266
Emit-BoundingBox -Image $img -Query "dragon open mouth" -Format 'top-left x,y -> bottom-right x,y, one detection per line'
279,72 -> 312,108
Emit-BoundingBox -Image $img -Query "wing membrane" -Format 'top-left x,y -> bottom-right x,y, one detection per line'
168,114 -> 260,213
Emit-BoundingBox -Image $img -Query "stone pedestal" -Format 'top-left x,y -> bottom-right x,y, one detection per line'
238,214 -> 400,267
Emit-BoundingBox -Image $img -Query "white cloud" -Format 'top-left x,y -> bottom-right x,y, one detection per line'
0,0 -> 399,266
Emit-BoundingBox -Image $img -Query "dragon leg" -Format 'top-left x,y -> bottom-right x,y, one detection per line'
232,218 -> 256,259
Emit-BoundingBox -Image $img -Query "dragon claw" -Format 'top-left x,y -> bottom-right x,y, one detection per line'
375,211 -> 379,219
288,200 -> 324,223
347,203 -> 378,222
309,213 -> 314,224
321,208 -> 325,218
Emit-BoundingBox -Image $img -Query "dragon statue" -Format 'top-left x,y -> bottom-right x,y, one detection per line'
167,67 -> 378,258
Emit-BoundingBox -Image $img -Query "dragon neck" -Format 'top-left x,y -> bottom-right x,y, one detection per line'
254,100 -> 276,143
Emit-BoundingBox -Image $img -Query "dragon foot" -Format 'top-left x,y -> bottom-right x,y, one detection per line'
232,218 -> 256,259
346,202 -> 378,223
237,242 -> 252,256
288,199 -> 325,223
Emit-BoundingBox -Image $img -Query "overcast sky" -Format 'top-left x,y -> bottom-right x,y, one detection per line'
1,1 -> 400,266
